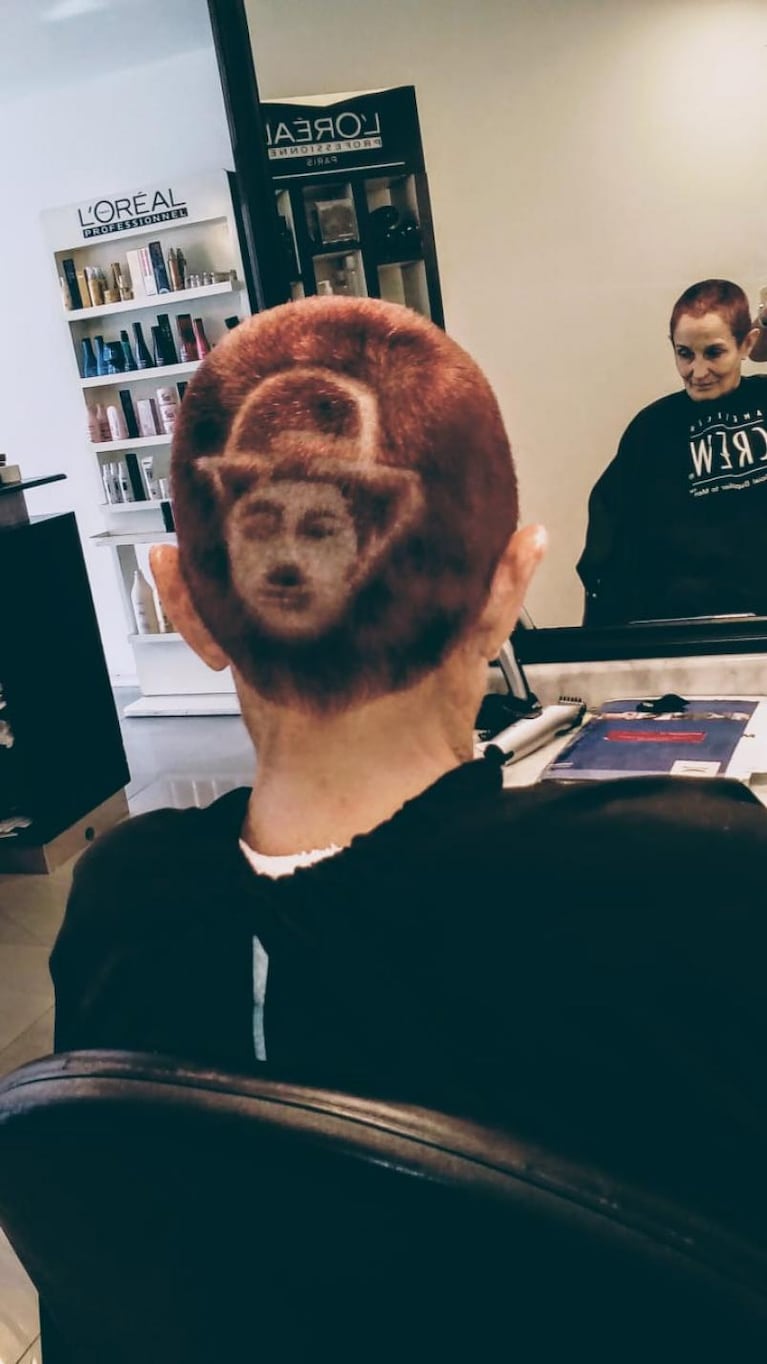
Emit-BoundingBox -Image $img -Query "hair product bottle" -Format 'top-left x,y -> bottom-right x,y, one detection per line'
101,462 -> 115,504
175,313 -> 198,362
132,321 -> 155,369
117,461 -> 132,501
192,317 -> 211,357
94,335 -> 109,376
106,405 -> 128,441
151,325 -> 167,368
167,247 -> 184,291
81,337 -> 98,378
105,341 -> 125,374
95,403 -> 111,442
140,453 -> 161,499
87,405 -> 102,443
118,389 -> 140,439
86,268 -> 105,308
155,386 -> 180,436
130,568 -> 160,634
156,314 -> 179,365
119,329 -> 138,371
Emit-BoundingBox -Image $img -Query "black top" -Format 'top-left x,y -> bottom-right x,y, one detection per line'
578,375 -> 767,624
51,762 -> 767,1238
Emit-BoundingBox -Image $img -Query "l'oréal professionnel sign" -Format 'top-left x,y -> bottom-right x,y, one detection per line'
76,187 -> 189,239
262,86 -> 424,179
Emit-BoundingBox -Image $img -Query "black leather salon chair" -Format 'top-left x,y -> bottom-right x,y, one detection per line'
0,1050 -> 765,1363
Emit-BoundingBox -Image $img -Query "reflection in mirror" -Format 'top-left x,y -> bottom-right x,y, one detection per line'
577,279 -> 767,628
240,0 -> 767,644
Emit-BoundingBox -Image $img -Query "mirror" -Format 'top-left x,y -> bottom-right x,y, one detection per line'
234,0 -> 767,653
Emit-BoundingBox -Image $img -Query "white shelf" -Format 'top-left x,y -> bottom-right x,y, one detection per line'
92,530 -> 175,547
101,501 -> 164,513
128,632 -> 182,644
82,361 -> 199,389
93,435 -> 171,453
66,279 -> 242,322
123,693 -> 241,718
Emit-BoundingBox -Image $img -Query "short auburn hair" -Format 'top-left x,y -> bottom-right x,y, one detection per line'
171,296 -> 518,712
669,279 -> 754,346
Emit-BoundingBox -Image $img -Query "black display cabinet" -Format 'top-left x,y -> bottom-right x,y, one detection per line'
0,513 -> 129,872
262,86 -> 444,325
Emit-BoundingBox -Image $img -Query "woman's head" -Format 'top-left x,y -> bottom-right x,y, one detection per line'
669,279 -> 759,402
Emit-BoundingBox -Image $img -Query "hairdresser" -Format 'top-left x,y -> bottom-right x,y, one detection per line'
578,279 -> 767,625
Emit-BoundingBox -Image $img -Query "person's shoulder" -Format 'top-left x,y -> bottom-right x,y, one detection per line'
68,787 -> 251,901
456,772 -> 767,872
740,373 -> 767,401
623,388 -> 687,437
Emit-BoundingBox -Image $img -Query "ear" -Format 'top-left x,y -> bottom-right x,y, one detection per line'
149,545 -> 230,673
474,524 -> 547,660
743,326 -> 764,361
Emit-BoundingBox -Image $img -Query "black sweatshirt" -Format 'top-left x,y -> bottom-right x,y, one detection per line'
51,761 -> 767,1240
578,374 -> 767,624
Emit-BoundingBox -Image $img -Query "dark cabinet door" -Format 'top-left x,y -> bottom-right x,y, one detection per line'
0,513 -> 129,846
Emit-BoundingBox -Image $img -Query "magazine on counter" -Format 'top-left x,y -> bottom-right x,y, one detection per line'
541,698 -> 766,782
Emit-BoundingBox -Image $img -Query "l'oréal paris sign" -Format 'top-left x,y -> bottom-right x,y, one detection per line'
267,109 -> 383,162
263,87 -> 424,178
77,188 -> 188,238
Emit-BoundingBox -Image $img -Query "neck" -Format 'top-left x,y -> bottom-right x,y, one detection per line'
239,657 -> 481,856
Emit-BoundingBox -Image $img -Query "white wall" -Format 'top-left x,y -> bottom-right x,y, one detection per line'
0,44 -> 233,679
245,0 -> 767,625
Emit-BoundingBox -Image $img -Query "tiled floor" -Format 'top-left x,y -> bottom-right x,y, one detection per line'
0,688 -> 252,1362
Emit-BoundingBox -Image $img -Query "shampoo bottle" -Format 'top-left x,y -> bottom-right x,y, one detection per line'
132,321 -> 155,369
130,569 -> 160,634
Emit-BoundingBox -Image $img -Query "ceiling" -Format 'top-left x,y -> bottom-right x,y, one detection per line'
0,0 -> 215,106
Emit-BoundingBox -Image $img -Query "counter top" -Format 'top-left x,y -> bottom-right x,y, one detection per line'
491,695 -> 767,807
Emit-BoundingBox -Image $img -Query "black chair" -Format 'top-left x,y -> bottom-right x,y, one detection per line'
0,1050 -> 766,1363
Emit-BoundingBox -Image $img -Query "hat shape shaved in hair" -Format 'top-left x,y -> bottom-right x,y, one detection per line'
171,296 -> 518,712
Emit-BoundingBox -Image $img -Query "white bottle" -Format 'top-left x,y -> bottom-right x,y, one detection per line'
107,405 -> 128,441
130,569 -> 159,634
117,461 -> 132,502
109,463 -> 122,503
101,463 -> 114,504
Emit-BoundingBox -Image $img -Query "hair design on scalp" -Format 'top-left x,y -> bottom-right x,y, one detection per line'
669,279 -> 754,346
171,296 -> 518,713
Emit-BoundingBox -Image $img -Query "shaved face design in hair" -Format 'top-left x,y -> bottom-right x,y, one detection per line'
199,367 -> 424,645
171,297 -> 518,712
229,480 -> 358,640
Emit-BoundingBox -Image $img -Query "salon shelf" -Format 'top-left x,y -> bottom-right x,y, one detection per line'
45,170 -> 251,717
81,361 -> 200,390
91,530 -> 175,547
128,632 -> 182,644
123,692 -> 240,718
92,435 -> 171,453
311,241 -> 362,258
376,256 -> 424,269
66,279 -> 243,322
100,501 -> 165,513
